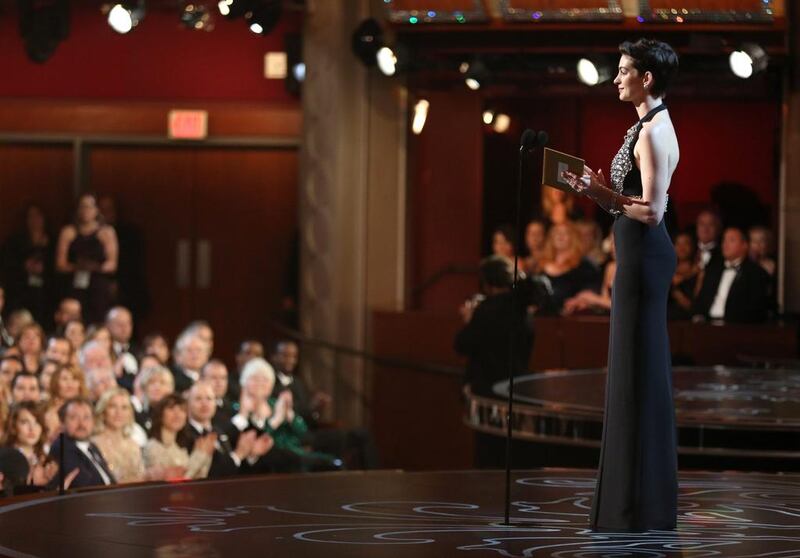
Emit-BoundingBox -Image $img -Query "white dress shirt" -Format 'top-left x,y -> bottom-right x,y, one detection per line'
709,258 -> 742,319
75,440 -> 114,485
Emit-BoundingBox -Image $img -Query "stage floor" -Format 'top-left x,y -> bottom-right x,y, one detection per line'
1,469 -> 800,557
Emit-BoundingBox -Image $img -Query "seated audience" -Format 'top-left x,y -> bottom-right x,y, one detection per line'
85,366 -> 118,403
542,187 -> 583,226
0,284 -> 12,348
522,219 -> 546,275
695,209 -> 722,270
10,372 -> 41,404
91,388 -> 145,483
748,225 -> 776,277
234,339 -> 264,401
38,359 -> 60,396
15,323 -> 45,374
6,309 -> 34,342
45,366 -> 89,444
183,320 -> 215,359
537,222 -> 601,314
491,225 -> 516,261
132,364 -> 175,431
48,397 -> 116,489
0,356 -> 24,393
668,231 -> 700,320
61,319 -> 85,357
143,394 -> 214,480
692,227 -> 772,323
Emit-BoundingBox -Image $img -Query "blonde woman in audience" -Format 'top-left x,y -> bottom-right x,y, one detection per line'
539,222 -> 602,313
133,365 -> 175,431
541,187 -> 582,226
748,226 -> 776,276
15,323 -> 45,374
143,393 -> 214,480
91,388 -> 146,483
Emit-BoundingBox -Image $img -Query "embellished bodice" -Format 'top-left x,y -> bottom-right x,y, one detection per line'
609,104 -> 669,213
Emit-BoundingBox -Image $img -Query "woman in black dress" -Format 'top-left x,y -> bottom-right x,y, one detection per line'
55,194 -> 118,325
562,38 -> 680,531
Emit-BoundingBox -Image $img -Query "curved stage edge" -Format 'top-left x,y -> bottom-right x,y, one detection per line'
1,469 -> 800,557
466,367 -> 800,467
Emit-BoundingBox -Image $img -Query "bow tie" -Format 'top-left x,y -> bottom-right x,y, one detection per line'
724,261 -> 741,271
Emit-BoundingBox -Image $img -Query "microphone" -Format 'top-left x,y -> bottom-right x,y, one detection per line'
536,130 -> 549,148
519,128 -> 537,153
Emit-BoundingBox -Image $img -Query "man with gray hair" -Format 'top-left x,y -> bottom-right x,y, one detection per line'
172,331 -> 210,393
85,366 -> 118,403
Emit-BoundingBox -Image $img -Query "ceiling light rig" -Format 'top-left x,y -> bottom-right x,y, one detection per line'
729,43 -> 768,79
577,56 -> 612,86
181,3 -> 215,31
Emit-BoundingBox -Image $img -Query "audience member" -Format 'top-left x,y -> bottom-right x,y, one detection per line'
541,187 -> 582,226
522,219 -> 546,275
15,323 -> 45,374
234,339 -> 264,401
172,332 -> 209,393
142,333 -> 171,366
0,356 -> 24,393
45,366 -> 89,444
48,397 -> 116,489
53,297 -> 82,332
38,360 -> 60,396
6,308 -> 34,341
748,225 -> 776,277
491,225 -> 516,260
668,232 -> 700,320
55,193 -> 119,324
538,222 -> 602,314
10,372 -> 40,404
575,220 -> 607,268
201,359 -> 235,427
44,335 -> 72,367
563,231 -> 615,315
0,205 -> 55,327
0,285 -> 12,348
143,394 -> 213,481
695,209 -> 722,270
132,365 -> 174,431
692,227 -> 772,323
85,366 -> 118,403
106,306 -> 138,378
184,320 -> 214,359
91,388 -> 145,483
61,319 -> 85,361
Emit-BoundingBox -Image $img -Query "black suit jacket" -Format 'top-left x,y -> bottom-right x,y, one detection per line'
454,291 -> 534,398
171,365 -> 198,393
693,258 -> 771,323
185,423 -> 241,478
47,436 -> 116,490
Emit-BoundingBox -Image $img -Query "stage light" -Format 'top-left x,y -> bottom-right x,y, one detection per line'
352,18 -> 383,67
107,1 -> 144,34
219,0 -> 252,18
246,1 -> 282,35
376,46 -> 397,76
412,99 -> 429,135
482,110 -> 495,125
181,3 -> 214,31
729,43 -> 767,79
217,0 -> 233,16
464,59 -> 489,91
292,62 -> 306,82
493,113 -> 510,133
577,57 -> 612,86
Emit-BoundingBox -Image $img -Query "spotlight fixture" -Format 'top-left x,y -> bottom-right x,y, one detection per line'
482,109 -> 495,125
181,3 -> 214,31
577,57 -> 612,86
412,99 -> 429,135
729,43 -> 768,79
376,46 -> 397,76
246,0 -> 282,35
218,0 -> 252,18
352,18 -> 383,67
493,113 -> 510,133
107,1 -> 145,34
464,59 -> 489,91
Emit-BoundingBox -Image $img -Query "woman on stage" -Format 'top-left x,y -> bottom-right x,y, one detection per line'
562,38 -> 680,531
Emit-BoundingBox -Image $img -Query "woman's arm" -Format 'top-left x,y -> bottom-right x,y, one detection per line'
630,126 -> 670,226
561,168 -> 651,220
98,226 -> 118,273
55,226 -> 76,273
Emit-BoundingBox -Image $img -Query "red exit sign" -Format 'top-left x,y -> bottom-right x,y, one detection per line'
168,110 -> 208,140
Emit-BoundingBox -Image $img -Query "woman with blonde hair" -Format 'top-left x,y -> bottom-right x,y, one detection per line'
44,366 -> 89,444
91,388 -> 146,483
538,222 -> 601,313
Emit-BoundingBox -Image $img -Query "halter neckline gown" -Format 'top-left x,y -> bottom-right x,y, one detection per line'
589,103 -> 679,532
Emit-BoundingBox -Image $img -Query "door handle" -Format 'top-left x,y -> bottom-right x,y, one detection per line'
197,239 -> 211,289
176,239 -> 191,288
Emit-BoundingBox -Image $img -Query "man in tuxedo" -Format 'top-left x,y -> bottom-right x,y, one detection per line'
53,297 -> 81,332
692,227 -> 772,324
48,398 -> 116,489
44,335 -> 72,367
201,359 -> 236,427
695,210 -> 722,270
172,332 -> 210,393
185,381 -> 272,478
106,306 -> 138,379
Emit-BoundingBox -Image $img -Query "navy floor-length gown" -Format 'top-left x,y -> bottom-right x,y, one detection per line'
590,104 -> 679,532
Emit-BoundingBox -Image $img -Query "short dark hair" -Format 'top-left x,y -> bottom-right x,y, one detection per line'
11,371 -> 38,390
724,226 -> 748,243
479,256 -> 513,290
57,397 -> 93,423
619,38 -> 679,98
149,394 -> 191,448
